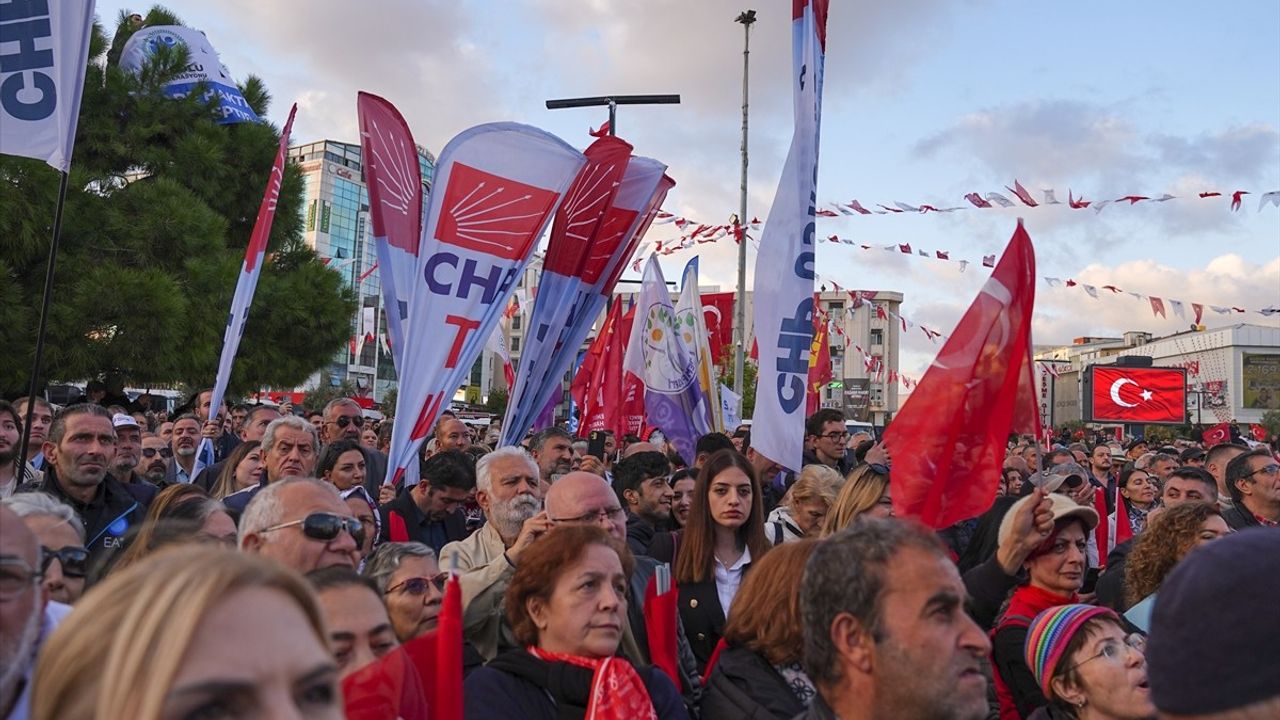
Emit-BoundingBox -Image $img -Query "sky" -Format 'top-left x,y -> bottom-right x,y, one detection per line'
98,0 -> 1280,385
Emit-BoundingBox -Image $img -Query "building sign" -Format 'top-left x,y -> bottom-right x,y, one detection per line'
306,200 -> 317,232
320,201 -> 331,233
1242,353 -> 1280,410
843,378 -> 871,421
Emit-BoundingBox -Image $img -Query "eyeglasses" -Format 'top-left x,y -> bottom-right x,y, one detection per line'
0,557 -> 42,597
259,513 -> 365,548
817,431 -> 850,441
142,447 -> 172,458
329,415 -> 365,429
41,545 -> 90,579
1061,633 -> 1146,673
386,573 -> 448,596
1244,463 -> 1280,479
550,506 -> 626,524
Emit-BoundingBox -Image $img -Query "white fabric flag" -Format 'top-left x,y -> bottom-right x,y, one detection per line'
720,384 -> 742,430
750,0 -> 828,471
0,0 -> 96,171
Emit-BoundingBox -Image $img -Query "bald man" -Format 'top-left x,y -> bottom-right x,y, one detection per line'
1,505 -> 72,718
545,472 -> 702,704
622,441 -> 661,459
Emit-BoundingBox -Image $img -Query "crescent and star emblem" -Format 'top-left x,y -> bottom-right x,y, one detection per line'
1109,377 -> 1154,407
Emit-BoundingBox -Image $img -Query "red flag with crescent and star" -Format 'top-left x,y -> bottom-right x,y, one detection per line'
1089,366 -> 1186,424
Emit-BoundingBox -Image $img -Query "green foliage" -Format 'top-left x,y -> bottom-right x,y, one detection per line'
1142,425 -> 1179,445
303,373 -> 361,414
485,387 -> 509,416
1,8 -> 354,394
716,356 -> 757,420
1260,409 -> 1280,440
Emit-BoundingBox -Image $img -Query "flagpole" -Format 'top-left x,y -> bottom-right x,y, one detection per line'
733,10 -> 756,398
17,170 -> 71,473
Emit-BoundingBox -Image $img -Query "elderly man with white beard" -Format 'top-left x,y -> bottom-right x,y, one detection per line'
440,446 -> 554,661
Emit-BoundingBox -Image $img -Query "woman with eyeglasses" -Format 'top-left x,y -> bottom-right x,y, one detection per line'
2,492 -> 89,604
32,547 -> 344,720
1117,468 -> 1158,535
363,542 -> 445,642
674,449 -> 769,672
1022,604 -> 1154,720
819,463 -> 892,536
993,494 -> 1101,720
464,524 -> 688,719
318,439 -> 368,494
1122,502 -> 1228,621
208,440 -> 264,500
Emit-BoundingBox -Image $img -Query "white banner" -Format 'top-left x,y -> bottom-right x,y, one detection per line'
0,0 -> 96,171
750,0 -> 828,471
720,384 -> 742,430
119,25 -> 260,124
385,123 -> 584,486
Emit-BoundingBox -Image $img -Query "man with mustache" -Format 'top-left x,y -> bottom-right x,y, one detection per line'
138,435 -> 170,485
13,405 -> 150,567
441,446 -> 554,661
223,416 -> 320,514
106,415 -> 158,501
163,415 -> 202,486
529,427 -> 574,489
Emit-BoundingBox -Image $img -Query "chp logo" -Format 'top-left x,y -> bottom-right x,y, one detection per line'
435,162 -> 559,260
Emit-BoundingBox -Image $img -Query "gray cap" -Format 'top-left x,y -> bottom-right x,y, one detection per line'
1033,461 -> 1087,493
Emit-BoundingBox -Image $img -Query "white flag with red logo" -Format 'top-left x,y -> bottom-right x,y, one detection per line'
385,123 -> 584,486
358,92 -> 422,372
198,104 -> 297,474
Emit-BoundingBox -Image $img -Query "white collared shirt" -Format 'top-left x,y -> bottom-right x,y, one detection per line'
714,545 -> 752,619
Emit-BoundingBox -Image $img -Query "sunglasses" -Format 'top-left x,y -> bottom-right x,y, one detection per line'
330,415 -> 366,429
387,573 -> 449,596
142,447 -> 172,458
260,513 -> 365,548
41,545 -> 89,578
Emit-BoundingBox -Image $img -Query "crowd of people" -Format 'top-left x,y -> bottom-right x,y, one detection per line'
0,394 -> 1277,719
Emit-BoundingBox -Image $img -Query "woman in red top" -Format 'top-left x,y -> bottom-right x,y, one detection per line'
992,493 -> 1100,720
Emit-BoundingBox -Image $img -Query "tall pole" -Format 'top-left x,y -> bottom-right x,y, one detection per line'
16,171 -> 71,474
733,10 -> 756,397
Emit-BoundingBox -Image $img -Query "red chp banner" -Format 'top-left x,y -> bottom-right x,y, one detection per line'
1086,366 -> 1187,424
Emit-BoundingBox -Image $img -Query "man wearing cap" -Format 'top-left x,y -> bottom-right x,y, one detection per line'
106,414 -> 159,502
1148,528 -> 1280,719
1124,439 -> 1148,464
1178,447 -> 1205,468
991,492 -> 1100,720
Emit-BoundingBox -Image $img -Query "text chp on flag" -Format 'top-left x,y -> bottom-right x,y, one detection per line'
500,151 -> 674,445
196,104 -> 298,475
750,0 -> 828,471
882,220 -> 1040,529
0,0 -> 96,171
357,92 -> 423,371
384,122 -> 586,487
1082,365 -> 1188,425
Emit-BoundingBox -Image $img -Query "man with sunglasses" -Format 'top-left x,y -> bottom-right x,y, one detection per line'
3,493 -> 89,605
1222,448 -> 1280,530
239,477 -> 363,573
1,504 -> 72,720
321,398 -> 388,494
138,435 -> 171,485
379,450 -> 473,554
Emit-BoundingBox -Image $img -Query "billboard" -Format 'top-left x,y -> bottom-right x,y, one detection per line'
1242,353 -> 1280,410
1082,365 -> 1187,425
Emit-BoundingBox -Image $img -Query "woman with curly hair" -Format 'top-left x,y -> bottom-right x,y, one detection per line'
1124,502 -> 1229,613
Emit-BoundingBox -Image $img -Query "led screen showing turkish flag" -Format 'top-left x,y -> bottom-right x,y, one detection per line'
1086,365 -> 1187,424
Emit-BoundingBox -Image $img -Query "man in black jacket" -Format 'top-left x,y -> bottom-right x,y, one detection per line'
1221,448 -> 1280,530
16,404 -> 150,569
379,450 -> 473,554
612,450 -> 673,556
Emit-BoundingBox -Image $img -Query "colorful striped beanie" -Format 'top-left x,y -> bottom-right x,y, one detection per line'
1023,604 -> 1119,698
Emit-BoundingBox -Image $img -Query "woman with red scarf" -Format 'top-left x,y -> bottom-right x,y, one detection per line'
464,524 -> 688,719
992,493 -> 1100,720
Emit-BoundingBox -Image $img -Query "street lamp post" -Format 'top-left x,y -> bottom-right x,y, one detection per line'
732,10 -> 756,397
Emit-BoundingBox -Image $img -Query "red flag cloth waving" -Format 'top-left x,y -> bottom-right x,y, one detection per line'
643,574 -> 682,693
1202,422 -> 1231,448
882,221 -> 1039,529
1090,367 -> 1186,424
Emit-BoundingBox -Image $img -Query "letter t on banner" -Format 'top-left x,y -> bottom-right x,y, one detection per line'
750,0 -> 828,472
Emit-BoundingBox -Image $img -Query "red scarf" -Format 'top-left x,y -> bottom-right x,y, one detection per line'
527,647 -> 657,720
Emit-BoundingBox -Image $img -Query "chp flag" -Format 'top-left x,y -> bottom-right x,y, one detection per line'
750,0 -> 828,471
196,104 -> 298,474
357,92 -> 423,372
384,123 -> 585,487
0,0 -> 96,171
1083,366 -> 1187,424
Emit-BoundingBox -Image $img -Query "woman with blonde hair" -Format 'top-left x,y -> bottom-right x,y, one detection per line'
764,464 -> 841,543
102,484 -> 238,577
820,463 -> 892,536
33,546 -> 342,720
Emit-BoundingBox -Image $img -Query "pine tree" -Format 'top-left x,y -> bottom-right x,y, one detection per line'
1,6 -> 355,395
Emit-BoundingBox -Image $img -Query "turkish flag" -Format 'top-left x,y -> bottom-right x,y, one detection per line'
1202,422 -> 1231,447
881,221 -> 1040,529
1250,424 -> 1269,442
1089,367 -> 1186,423
701,292 -> 737,366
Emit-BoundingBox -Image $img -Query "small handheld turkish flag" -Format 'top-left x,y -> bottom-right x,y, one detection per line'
1249,424 -> 1268,443
1202,422 -> 1231,448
